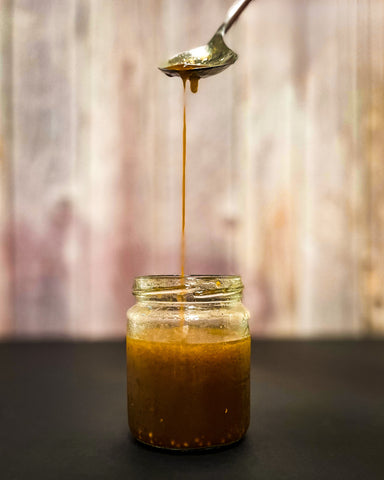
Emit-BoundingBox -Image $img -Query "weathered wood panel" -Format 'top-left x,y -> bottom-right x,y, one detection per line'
296,0 -> 362,336
11,0 -> 77,336
69,0 -> 92,336
235,0 -> 307,336
85,0 -> 150,336
0,0 -> 383,338
360,0 -> 384,334
0,0 -> 13,337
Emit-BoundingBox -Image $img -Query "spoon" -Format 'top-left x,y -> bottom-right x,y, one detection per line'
159,0 -> 254,81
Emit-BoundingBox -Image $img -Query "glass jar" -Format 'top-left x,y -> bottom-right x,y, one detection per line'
126,275 -> 251,450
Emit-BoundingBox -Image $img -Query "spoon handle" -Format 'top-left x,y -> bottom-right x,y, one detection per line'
222,0 -> 254,35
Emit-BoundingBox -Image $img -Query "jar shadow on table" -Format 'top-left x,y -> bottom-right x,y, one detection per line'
109,375 -> 257,479
109,433 -> 255,480
111,431 -> 254,470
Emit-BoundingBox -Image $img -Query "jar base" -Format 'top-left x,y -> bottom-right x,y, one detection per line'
133,435 -> 245,453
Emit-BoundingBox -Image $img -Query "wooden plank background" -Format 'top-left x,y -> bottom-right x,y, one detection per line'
0,0 -> 384,338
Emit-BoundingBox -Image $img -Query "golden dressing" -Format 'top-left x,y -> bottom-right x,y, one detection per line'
126,327 -> 250,449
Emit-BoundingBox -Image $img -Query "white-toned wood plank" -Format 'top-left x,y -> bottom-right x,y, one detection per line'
297,0 -> 362,336
12,0 -> 76,337
142,0 -> 181,275
86,0 -> 160,337
0,0 -> 13,337
67,0 -> 92,337
235,0 -> 298,336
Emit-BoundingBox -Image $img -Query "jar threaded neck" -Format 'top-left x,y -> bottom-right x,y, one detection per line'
133,275 -> 243,303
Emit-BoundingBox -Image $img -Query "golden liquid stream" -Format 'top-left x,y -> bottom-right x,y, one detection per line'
181,74 -> 199,277
180,75 -> 199,327
181,79 -> 187,277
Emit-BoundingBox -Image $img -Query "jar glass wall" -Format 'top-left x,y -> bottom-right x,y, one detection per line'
126,275 -> 251,450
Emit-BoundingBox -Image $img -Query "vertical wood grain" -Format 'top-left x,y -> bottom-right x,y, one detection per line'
236,0 -> 298,335
363,0 -> 384,334
67,0 -> 91,336
86,0 -> 163,336
0,0 -> 13,337
12,0 -> 76,336
297,0 -> 362,336
86,0 -> 132,336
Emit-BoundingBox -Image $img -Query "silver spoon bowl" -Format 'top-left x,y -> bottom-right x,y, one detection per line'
159,0 -> 254,80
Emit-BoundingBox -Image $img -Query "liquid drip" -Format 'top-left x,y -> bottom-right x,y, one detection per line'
181,79 -> 187,277
161,65 -> 200,278
180,74 -> 199,327
180,73 -> 199,277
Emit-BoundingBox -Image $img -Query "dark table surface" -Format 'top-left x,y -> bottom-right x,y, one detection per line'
0,340 -> 383,480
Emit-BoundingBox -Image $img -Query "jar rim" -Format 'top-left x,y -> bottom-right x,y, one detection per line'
132,275 -> 243,301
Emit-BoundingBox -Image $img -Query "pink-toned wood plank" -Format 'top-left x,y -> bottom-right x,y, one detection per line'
295,0 -> 363,336
234,0 -> 298,336
67,0 -> 92,337
0,0 -> 13,337
85,0 -> 158,337
11,0 -> 77,337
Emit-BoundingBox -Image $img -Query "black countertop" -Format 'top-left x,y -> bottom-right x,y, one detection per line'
1,340 -> 383,480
